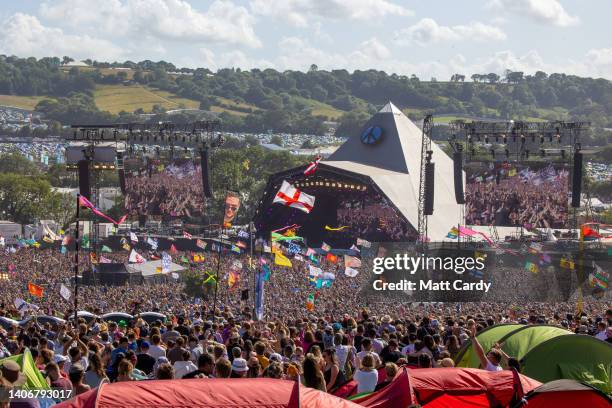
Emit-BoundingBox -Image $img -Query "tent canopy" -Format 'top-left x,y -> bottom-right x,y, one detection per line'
515,379 -> 611,408
455,324 -> 524,368
520,334 -> 612,394
498,325 -> 571,361
55,378 -> 364,408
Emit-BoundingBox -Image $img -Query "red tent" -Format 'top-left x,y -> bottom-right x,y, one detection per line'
512,379 -> 611,408
55,378 -> 365,408
353,367 -> 541,408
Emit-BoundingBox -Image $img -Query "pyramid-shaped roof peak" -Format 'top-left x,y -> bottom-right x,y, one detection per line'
378,101 -> 403,115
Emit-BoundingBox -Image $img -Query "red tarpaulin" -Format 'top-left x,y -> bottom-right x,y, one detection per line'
354,367 -> 541,408
55,378 -> 365,408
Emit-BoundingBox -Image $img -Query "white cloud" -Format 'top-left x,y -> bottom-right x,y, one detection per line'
0,13 -> 125,61
195,48 -> 274,71
488,0 -> 579,27
357,38 -> 391,60
250,0 -> 412,27
39,0 -> 261,48
395,18 -> 506,46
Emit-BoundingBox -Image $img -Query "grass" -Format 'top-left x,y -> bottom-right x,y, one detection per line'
93,84 -> 199,114
215,96 -> 259,111
0,95 -> 50,110
209,105 -> 250,116
292,96 -> 345,120
60,66 -> 137,80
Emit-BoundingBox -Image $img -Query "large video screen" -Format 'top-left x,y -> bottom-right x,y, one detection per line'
465,162 -> 569,228
337,192 -> 417,242
124,157 -> 204,218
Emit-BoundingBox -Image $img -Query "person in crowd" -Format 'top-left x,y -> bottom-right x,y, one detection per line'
302,354 -> 326,391
84,353 -> 108,388
353,353 -> 378,394
68,364 -> 91,395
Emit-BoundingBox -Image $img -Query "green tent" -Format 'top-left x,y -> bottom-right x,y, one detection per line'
498,325 -> 571,361
455,324 -> 523,368
521,334 -> 612,394
0,349 -> 48,390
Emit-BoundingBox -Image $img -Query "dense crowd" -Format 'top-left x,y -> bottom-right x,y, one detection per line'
465,166 -> 569,228
124,160 -> 204,219
0,245 -> 610,406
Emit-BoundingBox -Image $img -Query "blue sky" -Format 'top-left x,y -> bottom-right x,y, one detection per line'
1,0 -> 611,79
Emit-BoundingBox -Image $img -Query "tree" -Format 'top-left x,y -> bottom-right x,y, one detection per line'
269,135 -> 283,146
61,56 -> 74,66
487,73 -> 500,83
309,64 -> 318,73
0,174 -> 62,224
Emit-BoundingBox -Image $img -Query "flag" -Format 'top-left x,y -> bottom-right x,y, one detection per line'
287,242 -> 301,254
344,255 -> 362,268
294,254 -> 304,261
321,242 -> 331,252
262,264 -> 271,281
273,180 -> 315,213
0,236 -> 5,246
508,168 -> 517,177
231,245 -> 241,254
356,238 -> 371,248
60,246 -> 67,254
99,256 -> 112,263
271,232 -> 304,242
325,225 -> 348,231
42,236 -> 54,244
315,278 -> 333,289
196,239 -> 207,249
304,155 -> 321,176
130,232 -> 138,243
122,243 -> 131,251
306,293 -> 315,311
446,227 -> 459,239
60,284 -> 71,301
89,252 -> 98,264
560,257 -> 575,270
183,231 -> 193,239
263,244 -> 271,253
308,264 -> 323,277
350,244 -> 360,252
203,271 -> 216,284
180,255 -> 189,263
170,244 -> 178,254
345,267 -> 359,277
236,241 -> 247,249
101,245 -> 112,253
525,261 -> 539,274
129,249 -> 145,264
237,230 -> 250,239
147,237 -> 158,250
162,252 -> 172,273
78,195 -> 127,225
306,248 -> 316,256
171,272 -> 179,279
326,253 -> 338,263
255,269 -> 265,320
14,298 -> 39,315
28,283 -> 43,298
581,225 -> 602,239
156,266 -> 163,274
274,252 -> 293,267
309,254 -> 319,264
228,271 -> 240,290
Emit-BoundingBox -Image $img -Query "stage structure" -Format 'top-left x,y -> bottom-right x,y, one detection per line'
253,103 -> 462,246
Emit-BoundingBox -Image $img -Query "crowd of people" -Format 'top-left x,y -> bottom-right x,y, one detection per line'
465,165 -> 569,228
0,242 -> 610,406
124,159 -> 204,219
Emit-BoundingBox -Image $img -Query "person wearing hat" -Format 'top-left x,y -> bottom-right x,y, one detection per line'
230,358 -> 248,378
53,354 -> 69,379
136,341 -> 156,375
0,361 -> 26,388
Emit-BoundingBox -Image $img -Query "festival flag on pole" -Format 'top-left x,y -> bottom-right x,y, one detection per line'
89,252 -> 98,264
560,257 -> 575,270
321,242 -> 331,252
170,244 -> 178,254
203,271 -> 216,284
344,255 -> 362,268
42,236 -> 54,244
60,246 -> 67,255
306,293 -> 315,311
60,284 -> 71,301
183,231 -> 193,239
350,244 -> 360,252
273,180 -> 315,213
325,225 -> 348,231
147,237 -> 158,250
263,244 -> 271,253
196,239 -> 207,249
99,256 -> 112,263
344,267 -> 359,277
304,155 -> 321,176
130,232 -> 138,243
308,264 -> 323,277
28,283 -> 43,298
78,195 -> 127,225
306,248 -> 316,256
525,261 -> 539,274
255,270 -> 265,320
261,264 -> 271,281
231,245 -> 241,254
129,249 -> 145,264
122,243 -> 131,251
162,252 -> 172,273
228,271 -> 240,290
14,298 -> 39,315
274,252 -> 293,267
101,245 -> 112,253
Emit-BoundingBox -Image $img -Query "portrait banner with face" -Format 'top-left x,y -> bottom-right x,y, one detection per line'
223,191 -> 241,227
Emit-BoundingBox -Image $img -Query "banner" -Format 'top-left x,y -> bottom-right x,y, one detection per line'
79,195 -> 127,225
60,284 -> 71,301
255,270 -> 265,320
345,267 -> 359,277
162,252 -> 172,273
344,255 -> 362,268
28,283 -> 43,298
223,191 -> 241,227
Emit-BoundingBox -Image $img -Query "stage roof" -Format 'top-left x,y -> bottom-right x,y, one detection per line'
322,102 -> 463,241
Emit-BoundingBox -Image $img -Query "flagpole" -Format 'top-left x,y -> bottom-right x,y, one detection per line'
74,194 -> 80,325
250,221 -> 256,319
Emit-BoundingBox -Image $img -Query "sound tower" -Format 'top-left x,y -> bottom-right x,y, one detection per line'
77,160 -> 90,200
200,148 -> 213,198
424,162 -> 435,215
571,152 -> 583,208
117,151 -> 126,194
452,152 -> 465,204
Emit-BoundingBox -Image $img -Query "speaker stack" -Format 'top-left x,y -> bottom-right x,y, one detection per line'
571,151 -> 583,208
452,152 -> 465,204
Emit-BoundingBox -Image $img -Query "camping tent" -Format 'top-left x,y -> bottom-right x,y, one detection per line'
520,334 -> 612,394
512,379 -> 611,408
353,367 -> 541,408
0,349 -> 48,390
498,325 -> 571,361
55,378 -> 364,408
455,324 -> 523,368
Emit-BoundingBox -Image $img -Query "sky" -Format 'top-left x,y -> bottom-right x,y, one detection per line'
0,0 -> 611,79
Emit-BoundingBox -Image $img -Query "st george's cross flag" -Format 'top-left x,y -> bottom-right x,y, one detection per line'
273,181 -> 315,214
304,155 -> 321,176
129,249 -> 145,264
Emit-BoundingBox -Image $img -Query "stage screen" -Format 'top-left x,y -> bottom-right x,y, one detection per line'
337,192 -> 417,242
465,162 -> 569,228
124,156 -> 204,218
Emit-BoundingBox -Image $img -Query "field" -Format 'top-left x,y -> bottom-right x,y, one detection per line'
293,96 -> 345,119
0,95 -> 49,110
93,85 -> 200,114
